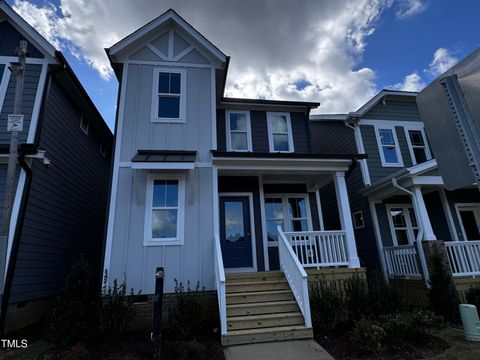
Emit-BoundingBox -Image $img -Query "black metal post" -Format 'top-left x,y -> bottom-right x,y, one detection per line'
152,267 -> 164,342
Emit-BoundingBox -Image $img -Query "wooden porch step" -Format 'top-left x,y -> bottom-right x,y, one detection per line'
226,290 -> 294,305
227,311 -> 304,331
226,279 -> 289,293
221,325 -> 313,346
227,300 -> 299,317
226,271 -> 284,282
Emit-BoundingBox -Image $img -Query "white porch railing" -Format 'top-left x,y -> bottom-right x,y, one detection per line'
383,244 -> 422,277
284,231 -> 349,268
445,240 -> 480,277
277,227 -> 312,328
213,233 -> 227,335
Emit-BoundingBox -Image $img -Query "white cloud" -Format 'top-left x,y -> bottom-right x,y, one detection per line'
429,47 -> 458,76
12,0 -> 396,113
395,0 -> 427,20
390,72 -> 425,91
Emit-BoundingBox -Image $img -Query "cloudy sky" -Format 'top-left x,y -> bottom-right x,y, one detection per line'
8,0 -> 479,130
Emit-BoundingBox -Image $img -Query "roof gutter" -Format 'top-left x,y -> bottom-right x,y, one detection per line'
391,178 -> 430,288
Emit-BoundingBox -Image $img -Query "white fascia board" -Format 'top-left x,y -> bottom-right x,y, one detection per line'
411,176 -> 444,186
131,162 -> 195,170
407,159 -> 437,175
212,157 -> 352,172
108,10 -> 226,63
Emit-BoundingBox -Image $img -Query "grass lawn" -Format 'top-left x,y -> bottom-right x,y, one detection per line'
428,328 -> 480,360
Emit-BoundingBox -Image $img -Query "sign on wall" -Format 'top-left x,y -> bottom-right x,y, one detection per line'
7,114 -> 24,132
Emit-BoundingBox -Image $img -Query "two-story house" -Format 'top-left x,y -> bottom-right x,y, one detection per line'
0,1 -> 113,333
324,90 -> 480,287
103,9 -> 366,345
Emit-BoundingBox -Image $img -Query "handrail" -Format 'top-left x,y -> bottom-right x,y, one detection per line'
213,233 -> 227,335
277,226 -> 312,328
445,240 -> 480,277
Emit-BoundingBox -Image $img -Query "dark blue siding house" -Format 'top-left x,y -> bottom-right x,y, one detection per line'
0,1 -> 112,333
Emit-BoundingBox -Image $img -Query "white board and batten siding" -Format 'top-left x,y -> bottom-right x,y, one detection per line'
107,27 -> 217,294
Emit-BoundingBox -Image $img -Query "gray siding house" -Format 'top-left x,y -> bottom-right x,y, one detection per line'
0,2 -> 113,333
104,9 -> 366,345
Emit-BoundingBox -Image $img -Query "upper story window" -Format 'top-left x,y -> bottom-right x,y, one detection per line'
80,114 -> 89,135
226,111 -> 252,152
267,112 -> 294,152
152,68 -> 186,122
144,174 -> 185,246
405,127 -> 432,165
374,126 -> 403,167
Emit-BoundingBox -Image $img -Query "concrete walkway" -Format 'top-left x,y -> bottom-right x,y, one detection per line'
224,340 -> 335,360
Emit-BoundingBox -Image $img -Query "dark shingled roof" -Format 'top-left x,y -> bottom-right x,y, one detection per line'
132,150 -> 197,162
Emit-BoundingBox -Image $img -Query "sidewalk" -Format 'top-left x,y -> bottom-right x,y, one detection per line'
224,339 -> 335,360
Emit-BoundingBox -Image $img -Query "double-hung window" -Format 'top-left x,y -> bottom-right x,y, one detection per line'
145,174 -> 185,245
375,126 -> 403,167
387,205 -> 418,246
152,68 -> 186,122
267,112 -> 294,152
405,127 -> 431,165
264,195 -> 311,244
226,111 -> 252,151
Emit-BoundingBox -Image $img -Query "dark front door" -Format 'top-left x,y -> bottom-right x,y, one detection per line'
220,196 -> 253,269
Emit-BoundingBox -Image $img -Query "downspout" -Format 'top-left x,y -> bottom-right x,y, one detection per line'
391,178 -> 431,287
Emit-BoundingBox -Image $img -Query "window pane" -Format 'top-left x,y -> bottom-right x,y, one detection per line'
409,130 -> 425,146
153,180 -> 166,207
165,180 -> 178,207
408,208 -> 418,228
158,72 -> 170,93
383,146 -> 398,164
271,115 -> 288,132
413,148 -> 427,164
230,113 -> 247,131
170,73 -> 181,94
158,96 -> 180,118
379,129 -> 395,145
152,209 -> 177,238
395,229 -> 409,245
288,198 -> 307,218
231,133 -> 248,150
265,198 -> 283,220
291,219 -> 308,232
267,220 -> 284,242
225,201 -> 244,242
390,208 -> 406,227
273,134 -> 289,151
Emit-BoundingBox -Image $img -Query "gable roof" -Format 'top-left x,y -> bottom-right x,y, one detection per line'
107,9 -> 227,64
346,89 -> 418,123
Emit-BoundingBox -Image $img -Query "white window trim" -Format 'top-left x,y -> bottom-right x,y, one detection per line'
151,67 -> 187,123
454,203 -> 480,241
386,204 -> 418,246
374,125 -> 403,167
80,114 -> 89,135
352,210 -> 365,229
263,193 -> 313,247
404,126 -> 432,165
225,110 -> 252,152
144,173 -> 185,246
267,112 -> 294,153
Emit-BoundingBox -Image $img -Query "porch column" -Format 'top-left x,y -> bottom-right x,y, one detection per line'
413,186 -> 437,241
334,172 -> 360,268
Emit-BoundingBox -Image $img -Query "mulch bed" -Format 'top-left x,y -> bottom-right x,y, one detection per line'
315,330 -> 449,360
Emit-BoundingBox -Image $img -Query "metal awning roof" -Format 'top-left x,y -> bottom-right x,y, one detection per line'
131,150 -> 197,170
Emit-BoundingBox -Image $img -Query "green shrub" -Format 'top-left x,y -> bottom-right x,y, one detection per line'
174,340 -> 208,360
427,247 -> 460,323
97,271 -> 141,341
351,318 -> 386,355
169,280 -> 207,340
343,273 -> 369,321
47,257 -> 97,346
309,279 -> 346,331
367,269 -> 409,316
466,286 -> 480,310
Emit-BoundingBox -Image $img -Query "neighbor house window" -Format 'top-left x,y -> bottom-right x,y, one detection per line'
144,174 -> 185,245
387,205 -> 418,246
152,68 -> 186,122
353,211 -> 365,229
100,140 -> 107,157
226,111 -> 252,151
405,128 -> 431,165
267,112 -> 294,152
264,194 -> 311,244
80,114 -> 89,135
375,126 -> 403,167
